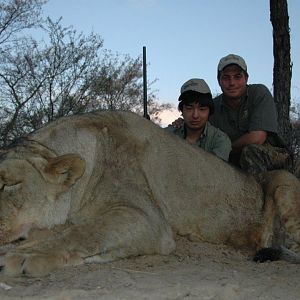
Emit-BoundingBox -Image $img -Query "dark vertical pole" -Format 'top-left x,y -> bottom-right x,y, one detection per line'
143,46 -> 149,119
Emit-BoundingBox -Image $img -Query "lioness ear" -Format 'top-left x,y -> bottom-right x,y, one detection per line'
44,154 -> 86,188
27,154 -> 85,191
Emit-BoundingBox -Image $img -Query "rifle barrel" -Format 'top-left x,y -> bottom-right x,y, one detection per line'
143,46 -> 148,119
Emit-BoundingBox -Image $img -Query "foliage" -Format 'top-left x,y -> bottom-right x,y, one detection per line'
0,0 -> 46,45
0,0 -> 170,146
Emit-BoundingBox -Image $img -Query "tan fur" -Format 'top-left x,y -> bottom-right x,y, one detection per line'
0,111 -> 299,277
258,171 -> 300,252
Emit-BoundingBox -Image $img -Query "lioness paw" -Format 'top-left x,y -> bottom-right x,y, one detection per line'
2,253 -> 57,277
2,251 -> 82,277
1,254 -> 25,277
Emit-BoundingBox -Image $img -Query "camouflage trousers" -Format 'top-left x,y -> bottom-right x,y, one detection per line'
230,143 -> 291,175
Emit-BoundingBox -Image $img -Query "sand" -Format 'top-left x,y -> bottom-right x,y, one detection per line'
0,237 -> 299,300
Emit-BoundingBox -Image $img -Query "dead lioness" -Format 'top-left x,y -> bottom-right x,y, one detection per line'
0,110 -> 299,277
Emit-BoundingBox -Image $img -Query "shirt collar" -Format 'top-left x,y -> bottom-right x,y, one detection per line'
220,85 -> 249,108
181,122 -> 209,140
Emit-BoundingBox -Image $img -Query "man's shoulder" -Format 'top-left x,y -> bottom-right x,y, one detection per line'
246,84 -> 274,108
247,83 -> 268,89
206,121 -> 219,132
247,84 -> 272,96
164,125 -> 176,133
213,93 -> 222,103
207,122 -> 230,140
212,94 -> 223,114
164,125 -> 184,137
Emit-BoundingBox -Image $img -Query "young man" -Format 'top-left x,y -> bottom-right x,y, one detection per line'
167,78 -> 231,161
209,54 -> 290,173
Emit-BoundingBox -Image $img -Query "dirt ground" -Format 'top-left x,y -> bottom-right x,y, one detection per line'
0,237 -> 299,300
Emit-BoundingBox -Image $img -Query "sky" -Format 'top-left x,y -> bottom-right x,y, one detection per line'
41,0 -> 300,123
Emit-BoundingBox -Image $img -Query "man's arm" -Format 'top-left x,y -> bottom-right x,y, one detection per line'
231,130 -> 267,153
209,127 -> 232,161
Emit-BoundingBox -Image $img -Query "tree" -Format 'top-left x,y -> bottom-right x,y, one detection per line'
0,18 -> 105,143
0,1 -> 170,146
0,0 -> 47,143
0,0 -> 46,45
270,0 -> 292,150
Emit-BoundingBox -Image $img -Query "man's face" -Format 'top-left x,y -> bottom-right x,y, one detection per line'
182,101 -> 209,131
218,65 -> 248,100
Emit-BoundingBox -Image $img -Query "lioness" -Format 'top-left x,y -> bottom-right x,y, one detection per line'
0,111 -> 299,277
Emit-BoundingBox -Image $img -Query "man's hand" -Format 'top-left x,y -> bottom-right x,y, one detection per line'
170,117 -> 184,128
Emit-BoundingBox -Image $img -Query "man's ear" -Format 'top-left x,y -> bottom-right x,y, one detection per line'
28,154 -> 85,189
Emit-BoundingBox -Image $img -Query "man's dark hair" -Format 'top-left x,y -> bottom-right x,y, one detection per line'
178,90 -> 214,115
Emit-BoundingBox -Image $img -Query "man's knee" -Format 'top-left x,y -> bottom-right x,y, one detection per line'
240,144 -> 290,175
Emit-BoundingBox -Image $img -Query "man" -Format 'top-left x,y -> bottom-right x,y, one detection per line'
167,78 -> 231,161
209,54 -> 290,173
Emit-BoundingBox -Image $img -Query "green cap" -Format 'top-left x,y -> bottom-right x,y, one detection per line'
218,54 -> 247,72
178,78 -> 214,114
180,78 -> 212,96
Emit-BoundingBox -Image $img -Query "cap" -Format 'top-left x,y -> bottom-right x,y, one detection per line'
217,54 -> 247,72
180,78 -> 212,96
178,78 -> 214,114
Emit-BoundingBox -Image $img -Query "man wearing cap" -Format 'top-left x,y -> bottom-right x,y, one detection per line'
167,78 -> 231,161
209,53 -> 290,173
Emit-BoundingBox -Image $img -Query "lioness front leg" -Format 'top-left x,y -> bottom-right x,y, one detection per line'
3,248 -> 83,277
256,170 -> 300,262
2,206 -> 175,277
81,206 -> 175,264
260,170 -> 300,251
1,228 -> 85,277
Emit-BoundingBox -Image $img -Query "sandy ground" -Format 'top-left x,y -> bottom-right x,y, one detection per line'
0,237 -> 299,300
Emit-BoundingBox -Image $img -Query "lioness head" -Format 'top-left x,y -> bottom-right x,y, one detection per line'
0,140 -> 85,245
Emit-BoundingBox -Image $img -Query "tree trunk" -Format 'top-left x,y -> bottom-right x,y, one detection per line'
270,0 -> 292,150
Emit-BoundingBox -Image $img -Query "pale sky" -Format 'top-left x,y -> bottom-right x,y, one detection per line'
42,0 -> 300,116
